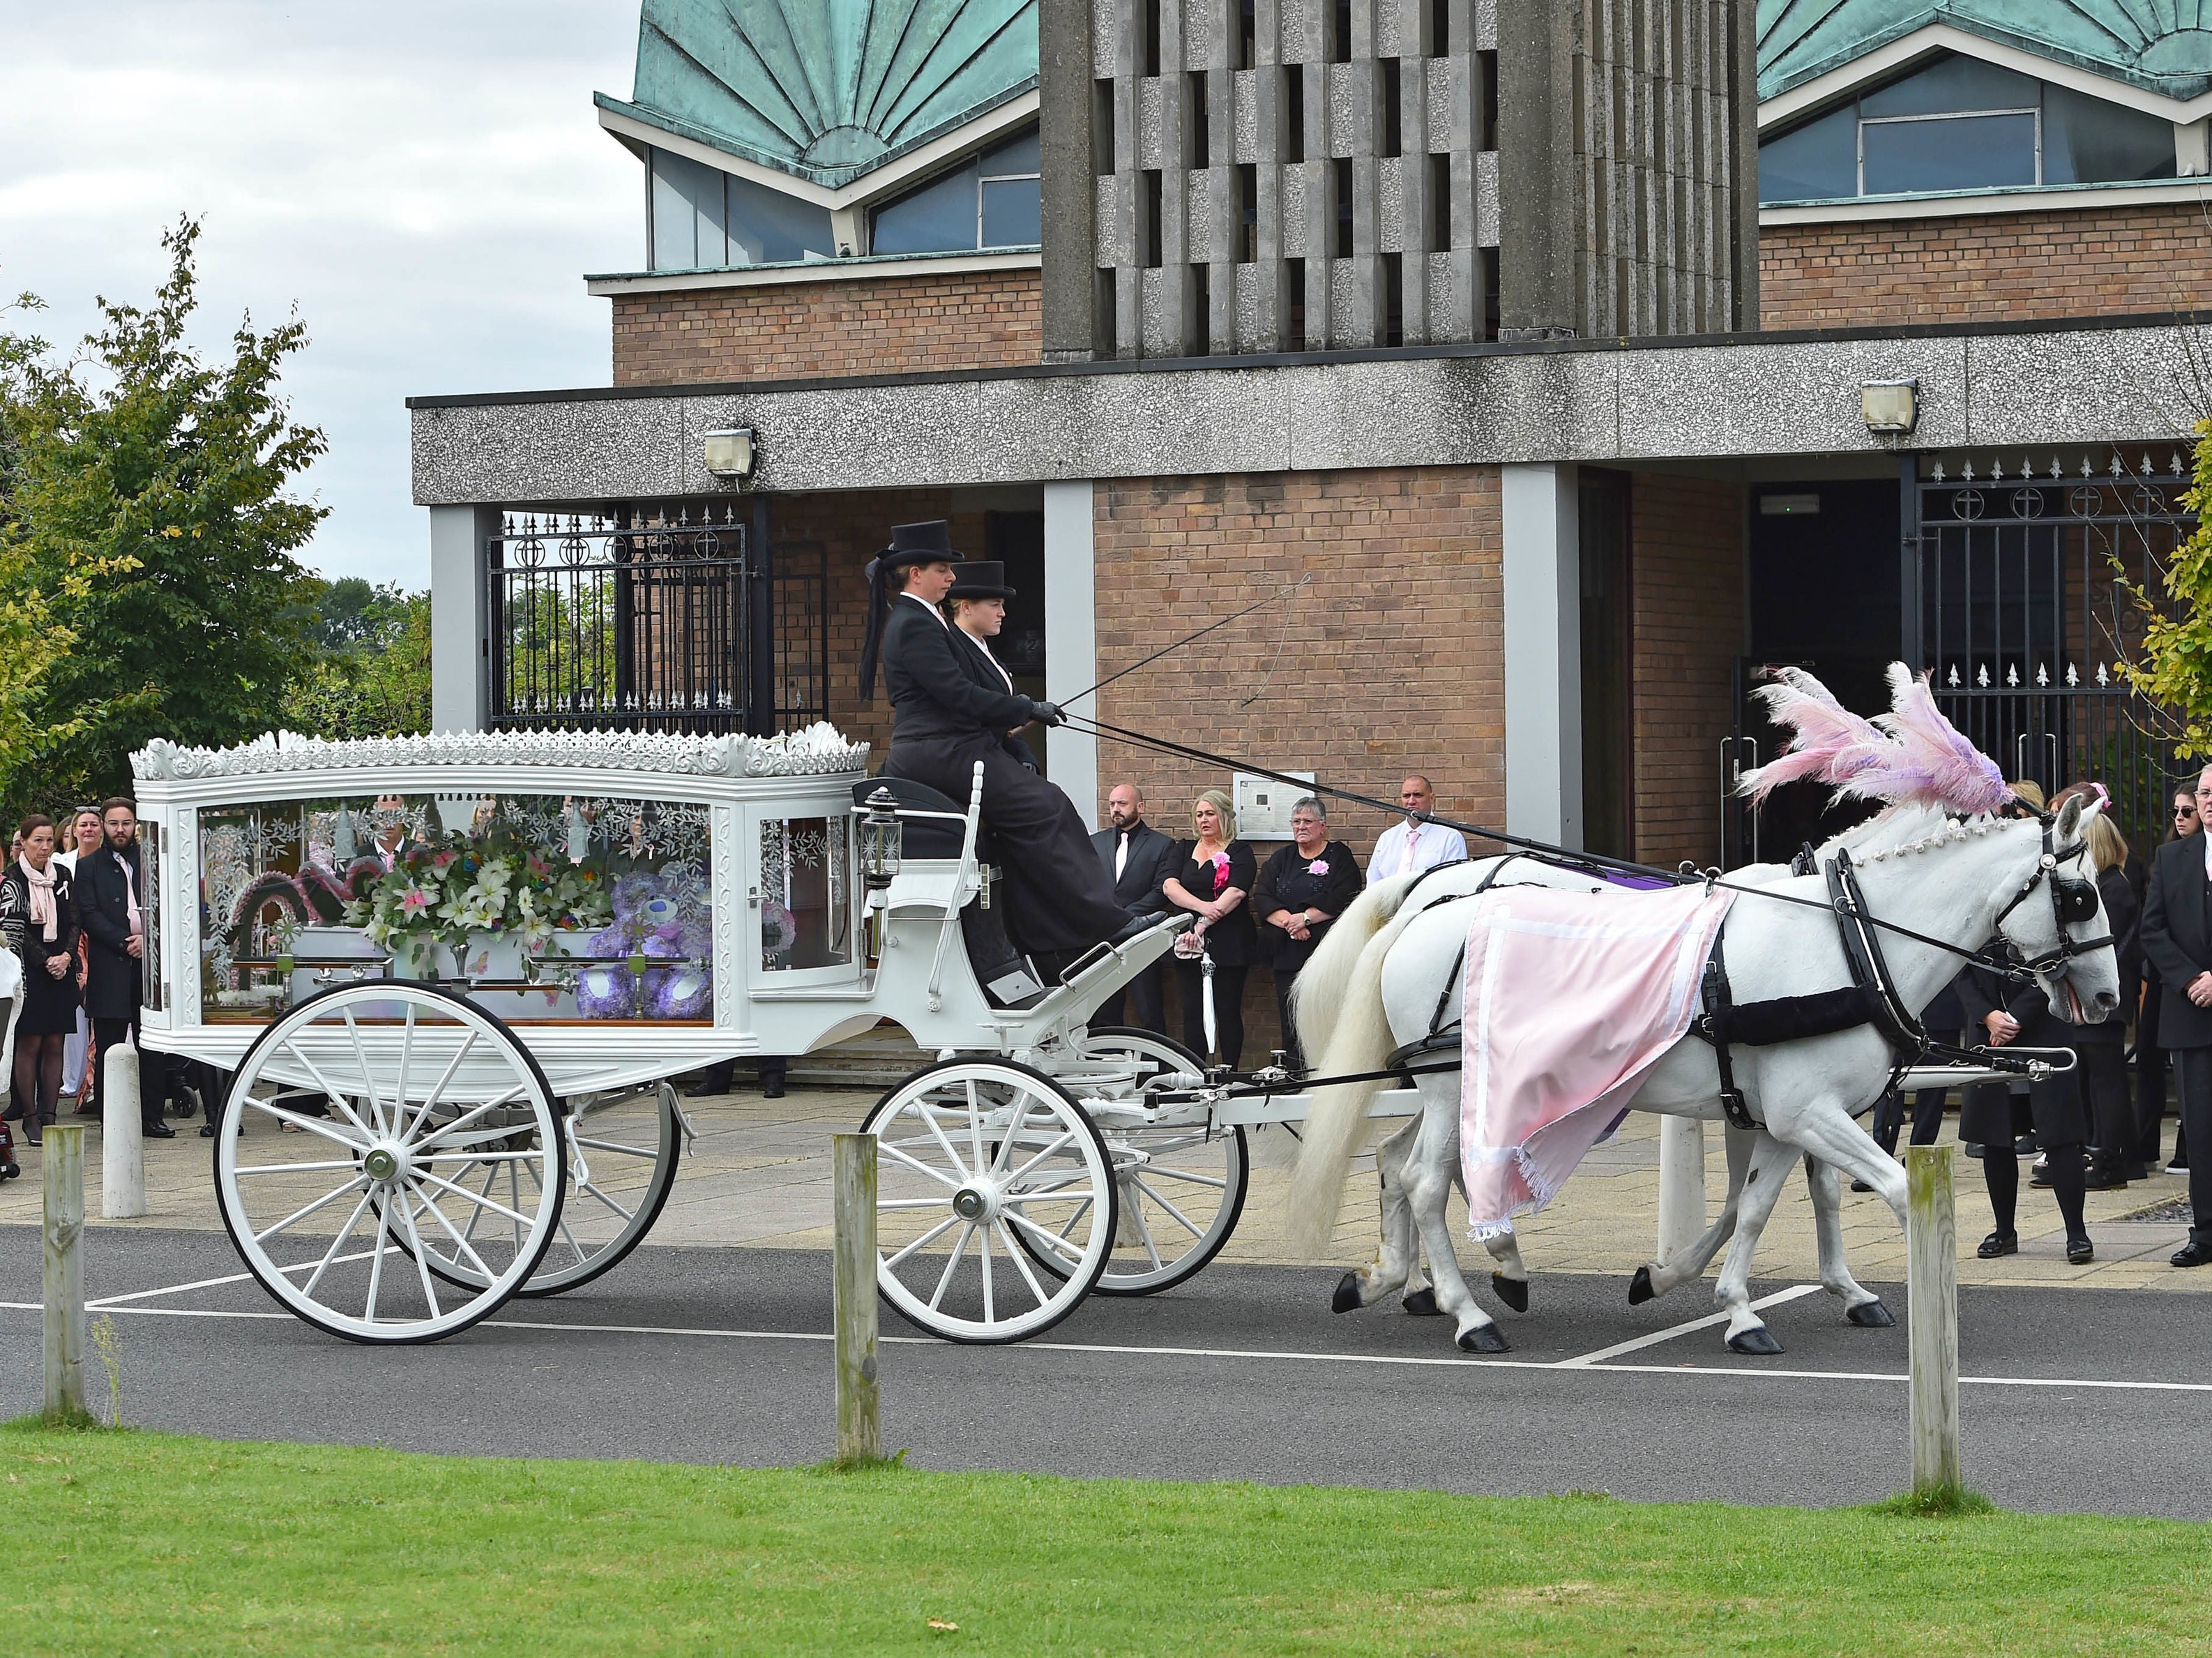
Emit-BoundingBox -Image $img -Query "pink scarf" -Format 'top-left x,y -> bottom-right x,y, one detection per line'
21,859 -> 57,942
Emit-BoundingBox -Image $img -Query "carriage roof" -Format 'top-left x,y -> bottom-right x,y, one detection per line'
129,725 -> 871,798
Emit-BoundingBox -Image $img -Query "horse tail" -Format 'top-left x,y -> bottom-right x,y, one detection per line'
1289,873 -> 1423,1064
1284,886 -> 1432,1258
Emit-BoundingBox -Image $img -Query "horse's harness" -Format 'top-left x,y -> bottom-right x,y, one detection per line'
1369,815 -> 2108,1131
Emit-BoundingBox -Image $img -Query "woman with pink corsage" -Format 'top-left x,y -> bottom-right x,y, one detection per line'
1253,797 -> 1362,1073
1162,790 -> 1257,1069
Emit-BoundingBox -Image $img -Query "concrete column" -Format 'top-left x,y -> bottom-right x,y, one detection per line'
430,504 -> 499,733
1501,462 -> 1582,847
102,1043 -> 145,1220
1043,480 -> 1100,829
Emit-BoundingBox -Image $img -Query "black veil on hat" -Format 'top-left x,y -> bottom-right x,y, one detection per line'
858,520 -> 964,702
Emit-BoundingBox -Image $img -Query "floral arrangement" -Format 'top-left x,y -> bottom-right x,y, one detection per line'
345,827 -> 612,968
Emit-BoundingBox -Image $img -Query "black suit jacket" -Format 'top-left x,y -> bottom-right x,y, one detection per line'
947,624 -> 1038,769
881,596 -> 1036,746
1090,820 -> 1176,919
77,843 -> 146,1021
2140,833 -> 2212,1049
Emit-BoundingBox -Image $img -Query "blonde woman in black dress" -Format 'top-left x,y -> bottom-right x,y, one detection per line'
1,815 -> 82,1145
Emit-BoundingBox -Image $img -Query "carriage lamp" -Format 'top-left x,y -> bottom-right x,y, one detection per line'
1861,379 -> 1919,436
861,787 -> 903,908
702,426 -> 757,483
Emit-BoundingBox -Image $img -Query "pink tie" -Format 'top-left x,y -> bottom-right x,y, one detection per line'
1402,825 -> 1420,876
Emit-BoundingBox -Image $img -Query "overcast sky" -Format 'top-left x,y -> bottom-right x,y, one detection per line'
0,1 -> 647,588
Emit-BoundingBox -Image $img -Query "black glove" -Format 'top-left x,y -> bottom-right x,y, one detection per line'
1032,700 -> 1066,728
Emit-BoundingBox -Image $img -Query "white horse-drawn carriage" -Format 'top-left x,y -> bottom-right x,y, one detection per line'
135,725 -> 1274,1346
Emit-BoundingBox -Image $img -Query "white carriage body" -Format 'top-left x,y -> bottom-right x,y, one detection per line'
130,725 -> 1185,1097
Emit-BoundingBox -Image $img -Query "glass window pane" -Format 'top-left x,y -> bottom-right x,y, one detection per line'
725,171 -> 838,265
1860,51 -> 2039,118
982,176 -> 1042,246
759,817 -> 852,972
872,161 -> 980,253
1862,112 -> 2036,194
2043,83 -> 2176,185
980,126 -> 1041,177
1759,104 -> 1856,202
649,149 -> 699,270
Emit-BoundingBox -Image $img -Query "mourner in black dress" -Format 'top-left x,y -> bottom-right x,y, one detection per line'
860,521 -> 1127,962
1,815 -> 82,1145
1251,797 -> 1362,1071
2048,787 -> 2142,1189
1162,791 -> 1259,1069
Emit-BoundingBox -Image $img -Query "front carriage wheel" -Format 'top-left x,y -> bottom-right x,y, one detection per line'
1068,1027 -> 1250,1296
212,981 -> 564,1344
863,1057 -> 1116,1344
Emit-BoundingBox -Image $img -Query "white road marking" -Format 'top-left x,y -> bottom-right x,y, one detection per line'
6,1297 -> 2212,1394
1554,1283 -> 1825,1367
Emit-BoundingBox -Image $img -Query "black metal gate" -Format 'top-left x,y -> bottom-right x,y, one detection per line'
1911,449 -> 2196,852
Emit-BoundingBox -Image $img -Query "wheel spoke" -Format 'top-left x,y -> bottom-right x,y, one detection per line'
1141,1164 -> 1229,1191
578,1179 -> 636,1225
393,1004 -> 418,1136
928,1222 -> 977,1310
1006,1131 -> 1078,1186
301,1186 -> 378,1299
877,1139 -> 961,1189
988,1100 -> 1029,1177
363,1198 -> 393,1323
234,1159 -> 358,1177
966,1078 -> 985,1178
507,1158 -> 524,1253
460,1158 -> 501,1248
573,1135 -> 657,1159
882,1212 -> 962,1269
911,1100 -> 974,1182
243,1098 -> 368,1150
1004,1208 -> 1087,1267
410,1181 -> 498,1281
393,1189 -> 444,1320
416,1166 -> 537,1227
414,1150 -> 547,1165
559,1217 -> 588,1266
1133,1175 -> 1206,1240
341,1007 -> 388,1137
1052,1195 -> 1093,1242
403,1030 -> 478,1143
277,1042 -> 378,1142
994,1220 -> 1050,1309
1127,1190 -> 1164,1267
978,1221 -> 995,1322
877,1197 -> 953,1210
255,1177 -> 368,1249
412,1090 -> 529,1152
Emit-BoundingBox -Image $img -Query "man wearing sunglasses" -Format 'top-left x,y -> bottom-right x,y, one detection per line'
2139,768 -> 2212,1267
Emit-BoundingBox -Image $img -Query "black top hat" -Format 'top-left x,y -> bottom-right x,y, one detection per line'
876,520 -> 963,573
946,559 -> 1015,602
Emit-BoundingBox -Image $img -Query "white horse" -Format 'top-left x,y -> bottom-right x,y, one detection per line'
1287,794 -> 2119,1354
1297,837 -> 1898,1337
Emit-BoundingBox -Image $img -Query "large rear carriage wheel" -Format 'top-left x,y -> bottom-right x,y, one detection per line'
213,981 -> 563,1344
864,1057 -> 1116,1344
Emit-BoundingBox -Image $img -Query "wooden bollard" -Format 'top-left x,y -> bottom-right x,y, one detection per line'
103,1043 -> 146,1219
832,1132 -> 882,1464
1906,1143 -> 1961,1493
43,1122 -> 86,1422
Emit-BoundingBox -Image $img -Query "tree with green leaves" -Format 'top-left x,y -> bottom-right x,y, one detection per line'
2120,419 -> 2212,760
0,217 -> 326,812
283,577 -> 432,739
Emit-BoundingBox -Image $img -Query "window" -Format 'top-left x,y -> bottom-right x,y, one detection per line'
870,126 -> 1043,255
1478,51 -> 1498,150
1286,65 -> 1306,161
1238,0 -> 1256,70
1334,156 -> 1354,257
1142,169 -> 1164,266
1381,57 -> 1402,158
1330,0 -> 1351,63
1237,163 -> 1259,262
1432,0 -> 1448,55
1189,70 -> 1209,167
649,148 -> 836,271
1093,79 -> 1116,174
1759,50 -> 2179,203
1428,152 -> 1452,249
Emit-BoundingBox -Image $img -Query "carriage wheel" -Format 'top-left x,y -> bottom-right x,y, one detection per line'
411,1080 -> 683,1299
1040,1027 -> 1249,1295
863,1057 -> 1115,1344
212,981 -> 563,1344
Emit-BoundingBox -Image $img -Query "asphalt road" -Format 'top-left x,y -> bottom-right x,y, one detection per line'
4,1226 -> 2206,1518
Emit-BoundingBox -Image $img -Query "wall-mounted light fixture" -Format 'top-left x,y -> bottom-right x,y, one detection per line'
703,426 -> 758,484
1861,380 -> 1918,436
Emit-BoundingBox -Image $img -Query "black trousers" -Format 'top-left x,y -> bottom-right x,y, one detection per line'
1094,959 -> 1166,1037
91,1012 -> 165,1129
2073,1039 -> 2132,1161
882,737 -> 1127,955
2137,992 -> 2183,1167
1174,959 -> 1249,1071
2172,1046 -> 2212,1232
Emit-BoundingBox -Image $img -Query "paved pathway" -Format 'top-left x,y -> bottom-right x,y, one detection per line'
3,1083 -> 2197,1289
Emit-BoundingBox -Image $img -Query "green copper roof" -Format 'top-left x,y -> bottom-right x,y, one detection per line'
600,0 -> 1038,190
1759,1 -> 2212,104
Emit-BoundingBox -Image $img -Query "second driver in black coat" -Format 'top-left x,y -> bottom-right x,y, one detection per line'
859,522 -> 1126,960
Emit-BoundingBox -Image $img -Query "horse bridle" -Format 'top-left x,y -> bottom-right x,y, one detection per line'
1988,811 -> 2112,980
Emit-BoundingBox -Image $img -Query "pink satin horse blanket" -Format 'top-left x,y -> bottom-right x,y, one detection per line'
1460,882 -> 1735,1237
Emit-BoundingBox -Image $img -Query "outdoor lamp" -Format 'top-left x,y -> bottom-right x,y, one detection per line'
1861,380 -> 1919,436
703,426 -> 757,483
861,787 -> 903,907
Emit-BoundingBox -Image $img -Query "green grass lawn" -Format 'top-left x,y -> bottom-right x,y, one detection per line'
2,1421 -> 2200,1657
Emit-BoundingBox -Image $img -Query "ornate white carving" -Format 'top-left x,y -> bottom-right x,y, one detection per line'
132,723 -> 869,783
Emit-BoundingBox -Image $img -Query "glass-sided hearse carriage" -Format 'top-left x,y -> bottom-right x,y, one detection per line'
134,726 -> 1258,1348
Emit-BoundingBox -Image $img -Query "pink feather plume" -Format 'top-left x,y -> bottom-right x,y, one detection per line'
1734,668 -> 1900,804
1871,664 -> 2013,815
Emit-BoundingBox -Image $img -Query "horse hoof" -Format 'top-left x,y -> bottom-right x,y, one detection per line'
1491,1272 -> 1529,1313
1628,1265 -> 1656,1306
1726,1325 -> 1785,1356
1846,1299 -> 1896,1328
1457,1324 -> 1512,1355
1331,1272 -> 1365,1314
1401,1286 -> 1441,1316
